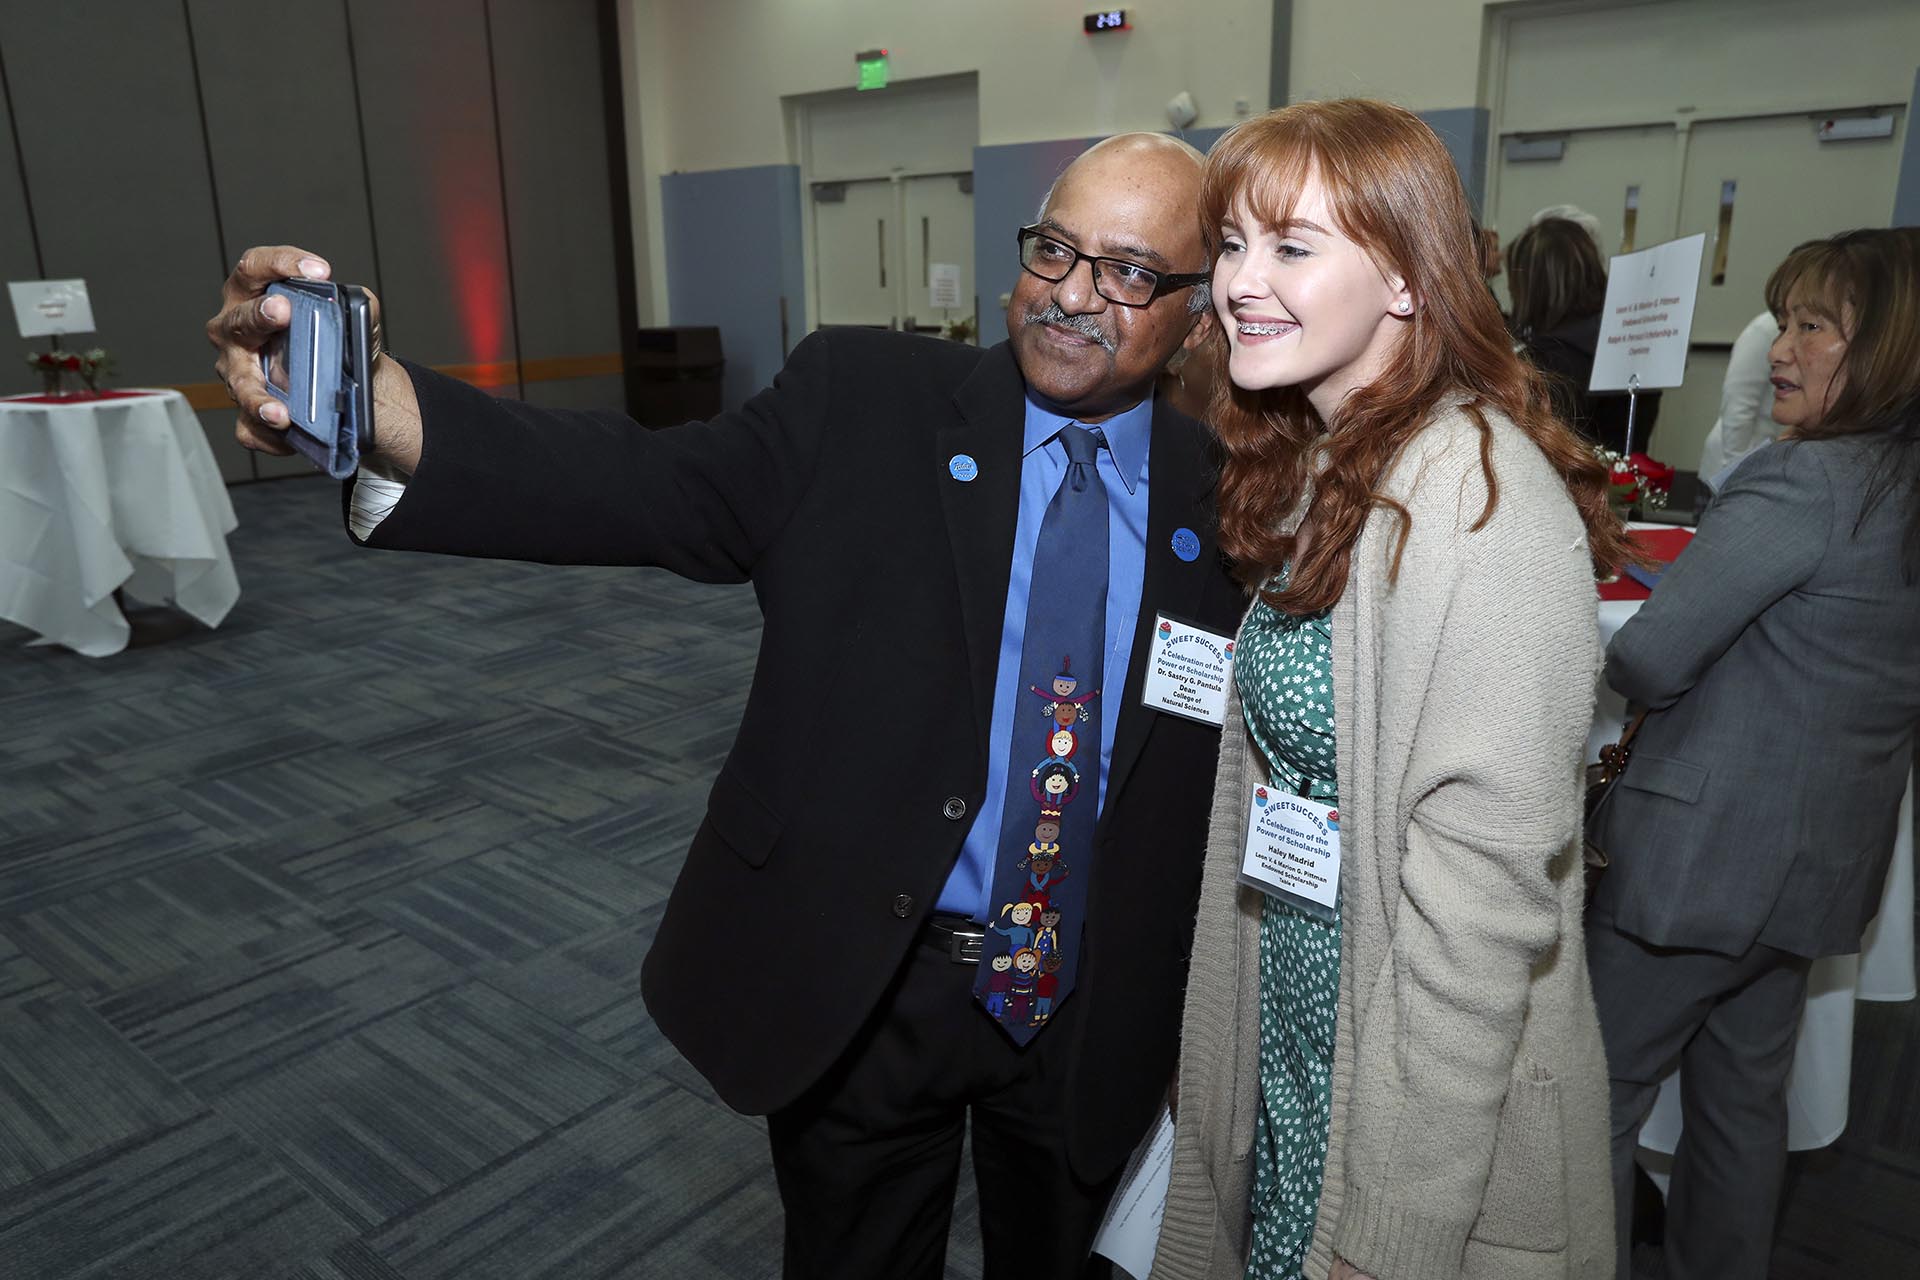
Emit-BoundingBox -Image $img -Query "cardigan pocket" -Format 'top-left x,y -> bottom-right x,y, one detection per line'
1467,1059 -> 1569,1252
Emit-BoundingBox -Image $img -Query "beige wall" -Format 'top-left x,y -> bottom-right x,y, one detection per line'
619,0 -> 1273,322
1291,0 -> 1489,110
630,0 -> 1270,169
619,0 -> 1920,471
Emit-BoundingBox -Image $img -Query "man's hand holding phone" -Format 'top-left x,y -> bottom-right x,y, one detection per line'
207,245 -> 422,474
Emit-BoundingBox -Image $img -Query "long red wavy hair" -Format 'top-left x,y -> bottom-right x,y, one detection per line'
1199,100 -> 1633,612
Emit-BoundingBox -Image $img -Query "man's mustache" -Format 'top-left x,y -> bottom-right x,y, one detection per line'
1023,303 -> 1114,353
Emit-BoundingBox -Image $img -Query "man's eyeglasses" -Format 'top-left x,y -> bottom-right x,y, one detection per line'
1016,226 -> 1209,308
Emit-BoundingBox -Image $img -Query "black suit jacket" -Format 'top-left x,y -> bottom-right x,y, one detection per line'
357,329 -> 1246,1179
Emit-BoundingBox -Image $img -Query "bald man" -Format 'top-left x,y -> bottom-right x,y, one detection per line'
209,133 -> 1244,1278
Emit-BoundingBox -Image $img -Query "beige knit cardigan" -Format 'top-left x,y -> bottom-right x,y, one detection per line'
1150,404 -> 1614,1280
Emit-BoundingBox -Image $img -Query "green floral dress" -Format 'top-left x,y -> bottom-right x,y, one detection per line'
1236,580 -> 1342,1279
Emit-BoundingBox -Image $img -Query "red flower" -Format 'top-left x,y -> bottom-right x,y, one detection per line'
61,355 -> 81,370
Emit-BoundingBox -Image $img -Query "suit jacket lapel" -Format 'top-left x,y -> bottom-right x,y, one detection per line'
1105,396 -> 1221,803
939,343 -> 1027,746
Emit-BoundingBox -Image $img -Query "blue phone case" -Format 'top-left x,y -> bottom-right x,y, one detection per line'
260,280 -> 372,480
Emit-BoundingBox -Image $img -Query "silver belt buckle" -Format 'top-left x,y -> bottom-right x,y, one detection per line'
948,926 -> 984,964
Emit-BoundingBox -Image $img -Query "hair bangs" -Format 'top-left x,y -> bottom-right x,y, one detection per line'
1767,241 -> 1853,332
1200,117 -> 1323,254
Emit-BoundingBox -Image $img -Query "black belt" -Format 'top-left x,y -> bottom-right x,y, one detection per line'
921,913 -> 985,964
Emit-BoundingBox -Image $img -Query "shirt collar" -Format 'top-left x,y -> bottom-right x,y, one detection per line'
1020,390 -> 1153,496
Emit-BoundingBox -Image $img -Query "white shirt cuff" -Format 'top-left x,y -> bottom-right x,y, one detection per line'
349,464 -> 410,540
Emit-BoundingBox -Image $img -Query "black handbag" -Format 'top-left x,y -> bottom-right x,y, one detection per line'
1583,710 -> 1648,893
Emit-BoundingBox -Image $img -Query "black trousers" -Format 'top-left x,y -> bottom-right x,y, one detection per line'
1586,913 -> 1812,1280
767,935 -> 1126,1280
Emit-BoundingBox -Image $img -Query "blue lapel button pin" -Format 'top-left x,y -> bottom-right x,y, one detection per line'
1171,527 -> 1201,562
948,454 -> 979,482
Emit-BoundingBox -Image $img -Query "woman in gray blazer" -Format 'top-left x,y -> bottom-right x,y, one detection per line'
1588,226 -> 1920,1280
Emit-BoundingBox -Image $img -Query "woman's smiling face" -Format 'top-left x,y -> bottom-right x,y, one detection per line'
1212,174 -> 1411,423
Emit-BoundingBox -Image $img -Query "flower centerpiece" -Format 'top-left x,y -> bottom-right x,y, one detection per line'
77,348 -> 114,393
22,347 -> 114,397
25,349 -> 81,396
1596,446 -> 1673,519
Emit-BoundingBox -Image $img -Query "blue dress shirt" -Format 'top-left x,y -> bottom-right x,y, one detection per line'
934,391 -> 1154,920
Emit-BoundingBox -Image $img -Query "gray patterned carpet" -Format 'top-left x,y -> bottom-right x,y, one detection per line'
0,476 -> 1911,1278
0,475 -> 982,1280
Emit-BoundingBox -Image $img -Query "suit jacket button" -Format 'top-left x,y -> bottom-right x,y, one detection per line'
892,893 -> 915,918
942,796 -> 967,821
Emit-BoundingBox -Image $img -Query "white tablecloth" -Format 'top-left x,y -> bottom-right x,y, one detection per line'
0,390 -> 239,657
1595,585 -> 1915,1156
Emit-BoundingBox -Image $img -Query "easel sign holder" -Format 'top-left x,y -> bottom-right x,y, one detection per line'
1589,233 -> 1706,457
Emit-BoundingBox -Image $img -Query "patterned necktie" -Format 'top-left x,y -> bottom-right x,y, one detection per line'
973,423 -> 1108,1045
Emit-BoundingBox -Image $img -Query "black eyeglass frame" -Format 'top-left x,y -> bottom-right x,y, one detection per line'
1015,225 -> 1210,307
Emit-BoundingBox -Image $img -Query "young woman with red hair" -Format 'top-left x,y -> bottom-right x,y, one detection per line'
1150,99 -> 1631,1280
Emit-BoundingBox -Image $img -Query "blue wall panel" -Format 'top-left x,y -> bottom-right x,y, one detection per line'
1417,107 -> 1491,220
972,137 -> 1097,347
662,164 -> 805,411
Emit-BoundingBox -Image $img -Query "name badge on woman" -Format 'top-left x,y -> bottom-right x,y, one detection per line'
1238,788 -> 1340,921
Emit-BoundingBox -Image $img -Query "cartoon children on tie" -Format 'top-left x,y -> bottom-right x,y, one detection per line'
1031,656 -> 1100,733
990,901 -> 1040,955
1033,950 -> 1065,1025
984,953 -> 1013,1018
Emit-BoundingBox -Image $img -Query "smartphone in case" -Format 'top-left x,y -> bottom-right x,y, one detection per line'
260,279 -> 374,479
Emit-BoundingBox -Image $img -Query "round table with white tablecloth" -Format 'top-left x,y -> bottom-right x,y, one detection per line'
0,389 -> 240,657
1593,557 -> 1916,1162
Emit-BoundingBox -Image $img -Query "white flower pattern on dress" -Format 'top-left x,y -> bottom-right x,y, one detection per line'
1238,577 -> 1340,1280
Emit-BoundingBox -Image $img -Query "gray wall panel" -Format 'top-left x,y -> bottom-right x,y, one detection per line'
488,0 -> 621,365
662,164 -> 802,411
1896,67 -> 1920,226
0,59 -> 43,396
1,0 -> 623,473
0,2 -> 223,387
346,0 -> 515,367
189,0 -> 380,294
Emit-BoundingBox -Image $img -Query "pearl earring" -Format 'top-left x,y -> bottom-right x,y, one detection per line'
1395,299 -> 1412,314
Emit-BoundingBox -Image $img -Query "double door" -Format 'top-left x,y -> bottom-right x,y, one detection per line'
813,172 -> 974,336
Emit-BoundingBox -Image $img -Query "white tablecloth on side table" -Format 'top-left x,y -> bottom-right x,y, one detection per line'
1594,589 -> 1916,1156
0,390 -> 239,657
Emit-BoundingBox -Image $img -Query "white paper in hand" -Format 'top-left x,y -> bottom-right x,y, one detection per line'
1090,1103 -> 1175,1279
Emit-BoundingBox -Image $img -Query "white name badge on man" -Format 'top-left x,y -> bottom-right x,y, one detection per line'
1239,787 -> 1340,918
1139,614 -> 1233,727
1590,233 -> 1706,393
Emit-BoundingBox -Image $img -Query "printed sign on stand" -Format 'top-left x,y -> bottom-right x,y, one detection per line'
928,263 -> 963,311
9,280 -> 96,339
1589,233 -> 1705,393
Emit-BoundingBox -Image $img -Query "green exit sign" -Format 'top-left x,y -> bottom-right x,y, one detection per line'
856,48 -> 888,91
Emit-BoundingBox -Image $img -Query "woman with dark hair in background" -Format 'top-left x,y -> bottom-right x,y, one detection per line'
1588,226 -> 1920,1280
1505,216 -> 1661,456
1151,99 -> 1632,1280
